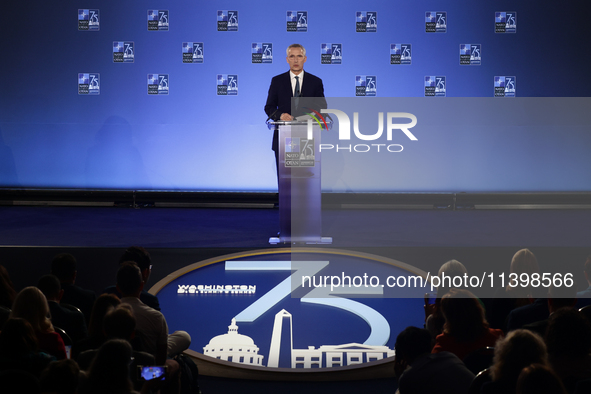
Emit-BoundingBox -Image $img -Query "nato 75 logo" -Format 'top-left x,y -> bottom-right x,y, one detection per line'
494,76 -> 516,97
217,74 -> 238,96
356,12 -> 377,32
78,73 -> 100,95
426,11 -> 446,32
78,9 -> 99,31
287,11 -> 307,32
148,10 -> 168,31
218,10 -> 238,31
113,42 -> 134,63
321,44 -> 342,65
285,137 -> 315,167
183,42 -> 203,64
495,12 -> 516,33
148,74 -> 169,95
355,76 -> 377,96
252,43 -> 272,64
460,44 -> 481,65
390,44 -> 411,65
425,76 -> 445,97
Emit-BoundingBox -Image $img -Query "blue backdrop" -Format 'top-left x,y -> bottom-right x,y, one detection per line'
1,1 -> 590,191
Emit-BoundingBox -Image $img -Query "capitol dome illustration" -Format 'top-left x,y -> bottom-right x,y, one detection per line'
203,318 -> 264,365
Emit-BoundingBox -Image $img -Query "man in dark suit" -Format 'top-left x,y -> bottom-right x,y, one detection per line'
264,43 -> 326,171
51,253 -> 96,325
37,274 -> 88,344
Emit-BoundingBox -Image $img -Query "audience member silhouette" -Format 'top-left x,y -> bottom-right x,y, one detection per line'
545,308 -> 591,392
76,304 -> 156,391
482,329 -> 549,394
37,274 -> 88,344
72,293 -> 120,359
521,284 -> 577,337
489,249 -> 540,331
394,326 -> 474,394
39,359 -> 82,394
51,253 -> 96,324
432,288 -> 503,361
0,264 -> 16,309
103,246 -> 161,311
0,318 -> 55,377
516,363 -> 567,394
10,286 -> 67,359
425,259 -> 469,340
116,262 -> 190,364
0,264 -> 16,329
79,339 -> 153,394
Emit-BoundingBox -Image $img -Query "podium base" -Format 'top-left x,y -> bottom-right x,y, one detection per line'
269,236 -> 332,245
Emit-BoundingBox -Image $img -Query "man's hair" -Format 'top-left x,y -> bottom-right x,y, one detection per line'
116,262 -> 143,296
119,246 -> 151,272
441,288 -> 489,341
546,308 -> 591,357
286,43 -> 306,57
491,329 -> 548,383
51,253 -> 77,282
394,326 -> 432,361
40,359 -> 80,394
103,304 -> 136,340
37,274 -> 61,300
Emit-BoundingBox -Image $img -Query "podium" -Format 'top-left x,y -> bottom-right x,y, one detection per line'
267,120 -> 332,244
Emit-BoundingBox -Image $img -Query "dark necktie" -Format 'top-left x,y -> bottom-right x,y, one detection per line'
294,76 -> 301,97
294,76 -> 300,110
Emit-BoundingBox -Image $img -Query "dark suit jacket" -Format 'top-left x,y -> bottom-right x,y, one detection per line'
506,298 -> 549,331
264,70 -> 326,152
48,301 -> 88,344
60,283 -> 96,324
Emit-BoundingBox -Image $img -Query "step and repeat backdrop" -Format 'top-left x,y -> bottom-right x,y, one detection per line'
1,1 -> 590,191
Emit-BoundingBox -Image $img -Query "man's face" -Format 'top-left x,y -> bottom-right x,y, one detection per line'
286,47 -> 306,74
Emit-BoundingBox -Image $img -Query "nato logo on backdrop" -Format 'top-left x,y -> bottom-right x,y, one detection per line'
425,76 -> 446,97
494,76 -> 516,97
113,42 -> 134,63
148,10 -> 169,31
182,43 -> 204,64
148,74 -> 169,95
321,44 -> 342,65
252,43 -> 273,64
426,11 -> 446,32
218,10 -> 238,31
287,11 -> 307,32
495,12 -> 517,33
390,44 -> 411,65
355,76 -> 377,96
78,73 -> 100,95
356,12 -> 377,32
217,75 -> 238,96
78,9 -> 99,31
460,44 -> 481,65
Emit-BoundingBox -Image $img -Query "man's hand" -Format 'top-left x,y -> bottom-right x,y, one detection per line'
280,113 -> 294,121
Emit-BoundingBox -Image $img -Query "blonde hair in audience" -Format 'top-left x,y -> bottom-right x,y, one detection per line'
10,286 -> 54,333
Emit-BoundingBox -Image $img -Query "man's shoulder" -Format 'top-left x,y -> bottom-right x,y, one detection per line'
63,283 -> 95,299
304,71 -> 323,83
123,297 -> 164,318
271,71 -> 290,82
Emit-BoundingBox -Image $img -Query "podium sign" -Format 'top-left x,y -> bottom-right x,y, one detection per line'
269,120 -> 331,244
